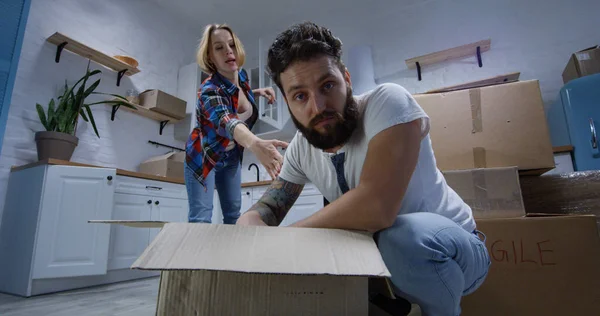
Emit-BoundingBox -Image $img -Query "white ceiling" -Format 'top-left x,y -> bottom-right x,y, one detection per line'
148,0 -> 428,42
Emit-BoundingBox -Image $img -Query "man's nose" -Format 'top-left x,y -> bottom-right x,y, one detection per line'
309,93 -> 326,114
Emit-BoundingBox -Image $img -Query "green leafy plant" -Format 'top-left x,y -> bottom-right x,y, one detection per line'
36,62 -> 135,137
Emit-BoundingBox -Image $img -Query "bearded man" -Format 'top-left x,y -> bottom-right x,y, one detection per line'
236,21 -> 490,316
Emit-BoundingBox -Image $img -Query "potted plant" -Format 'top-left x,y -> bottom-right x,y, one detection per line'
35,62 -> 135,161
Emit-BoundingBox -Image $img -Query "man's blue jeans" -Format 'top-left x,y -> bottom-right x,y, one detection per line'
375,212 -> 491,316
184,149 -> 242,224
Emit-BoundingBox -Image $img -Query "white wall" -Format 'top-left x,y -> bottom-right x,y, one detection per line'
236,0 -> 600,182
242,0 -> 599,101
0,0 -> 199,221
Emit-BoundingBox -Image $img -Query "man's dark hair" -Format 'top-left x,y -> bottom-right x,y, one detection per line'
267,21 -> 345,95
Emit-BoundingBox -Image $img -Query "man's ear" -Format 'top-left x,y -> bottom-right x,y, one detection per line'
344,68 -> 352,88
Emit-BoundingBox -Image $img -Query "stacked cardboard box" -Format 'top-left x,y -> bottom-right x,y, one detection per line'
414,80 -> 555,174
415,79 -> 600,315
562,46 -> 600,84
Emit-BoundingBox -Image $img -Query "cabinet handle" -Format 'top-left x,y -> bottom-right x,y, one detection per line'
146,186 -> 162,190
261,112 -> 266,117
107,175 -> 113,181
155,200 -> 160,205
590,118 -> 598,149
147,200 -> 152,204
246,192 -> 250,195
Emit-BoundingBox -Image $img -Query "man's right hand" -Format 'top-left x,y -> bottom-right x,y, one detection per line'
237,211 -> 268,226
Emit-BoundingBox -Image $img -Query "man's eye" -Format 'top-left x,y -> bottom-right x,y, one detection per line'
323,82 -> 334,90
294,93 -> 305,101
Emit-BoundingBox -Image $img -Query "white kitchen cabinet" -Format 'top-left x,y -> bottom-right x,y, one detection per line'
149,197 -> 189,241
110,176 -> 189,270
174,62 -> 210,142
0,165 -> 115,296
280,194 -> 324,226
108,193 -> 152,270
211,189 -> 223,224
241,188 -> 253,214
31,166 -> 115,279
246,183 -> 323,226
252,37 -> 288,130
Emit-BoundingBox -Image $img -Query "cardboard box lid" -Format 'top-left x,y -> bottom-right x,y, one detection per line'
141,151 -> 185,164
131,223 -> 391,277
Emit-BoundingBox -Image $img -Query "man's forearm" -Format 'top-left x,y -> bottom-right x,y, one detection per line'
290,185 -> 394,232
245,178 -> 304,226
246,202 -> 278,226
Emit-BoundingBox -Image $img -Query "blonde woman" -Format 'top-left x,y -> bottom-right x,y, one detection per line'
185,24 -> 288,224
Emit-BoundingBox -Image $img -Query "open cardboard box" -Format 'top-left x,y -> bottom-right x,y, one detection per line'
138,151 -> 185,179
90,220 -> 394,316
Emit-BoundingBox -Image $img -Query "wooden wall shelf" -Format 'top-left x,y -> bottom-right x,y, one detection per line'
108,100 -> 182,135
47,32 -> 140,86
405,39 -> 491,81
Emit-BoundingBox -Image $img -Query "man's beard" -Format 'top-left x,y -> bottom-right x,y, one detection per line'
290,86 -> 359,150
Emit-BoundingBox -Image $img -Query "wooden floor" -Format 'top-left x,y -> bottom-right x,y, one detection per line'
0,277 -> 160,316
0,277 -> 422,316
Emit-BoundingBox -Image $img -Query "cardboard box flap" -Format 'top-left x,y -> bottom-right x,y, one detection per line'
132,223 -> 391,277
142,152 -> 177,163
88,220 -> 167,228
577,45 -> 599,53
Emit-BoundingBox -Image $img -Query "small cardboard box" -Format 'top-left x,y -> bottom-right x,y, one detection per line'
443,167 -> 525,219
139,152 -> 185,179
562,46 -> 600,84
139,89 -> 187,119
413,80 -> 555,174
91,221 -> 392,316
462,215 -> 600,316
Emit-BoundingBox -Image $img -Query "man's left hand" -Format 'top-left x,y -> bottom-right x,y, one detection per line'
237,211 -> 268,226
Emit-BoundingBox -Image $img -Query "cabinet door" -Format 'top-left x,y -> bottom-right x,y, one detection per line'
33,166 -> 116,279
280,195 -> 324,227
212,189 -> 223,224
257,37 -> 282,129
108,194 -> 152,270
241,189 -> 253,215
149,197 -> 189,242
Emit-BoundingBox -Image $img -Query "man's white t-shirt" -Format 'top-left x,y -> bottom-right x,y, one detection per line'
279,83 -> 475,232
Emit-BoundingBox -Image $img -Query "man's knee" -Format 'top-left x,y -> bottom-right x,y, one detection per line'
376,212 -> 465,260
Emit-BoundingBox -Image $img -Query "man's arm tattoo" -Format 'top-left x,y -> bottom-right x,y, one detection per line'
248,177 -> 304,226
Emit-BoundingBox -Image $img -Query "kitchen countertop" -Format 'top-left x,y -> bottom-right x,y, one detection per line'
11,158 -> 185,185
241,180 -> 273,188
12,159 -> 275,188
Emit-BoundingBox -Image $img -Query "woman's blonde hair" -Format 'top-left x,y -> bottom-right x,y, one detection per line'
197,24 -> 246,74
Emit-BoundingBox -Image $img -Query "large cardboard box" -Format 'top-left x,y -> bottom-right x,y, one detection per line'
414,80 -> 555,174
443,167 -> 525,219
462,215 -> 600,316
520,170 -> 600,231
139,89 -> 187,119
139,151 -> 185,179
562,46 -> 600,84
92,221 -> 391,316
